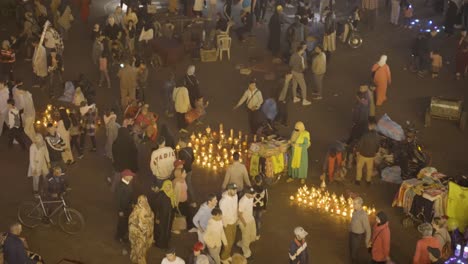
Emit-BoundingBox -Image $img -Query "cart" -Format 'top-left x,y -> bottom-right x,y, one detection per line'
424,96 -> 467,130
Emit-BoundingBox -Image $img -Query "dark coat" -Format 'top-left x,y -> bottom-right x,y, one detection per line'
112,127 -> 138,173
3,233 -> 37,264
268,11 -> 282,55
115,181 -> 133,215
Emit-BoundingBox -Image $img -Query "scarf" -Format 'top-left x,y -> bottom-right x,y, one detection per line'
291,131 -> 310,169
161,180 -> 177,208
377,55 -> 387,67
187,65 -> 196,76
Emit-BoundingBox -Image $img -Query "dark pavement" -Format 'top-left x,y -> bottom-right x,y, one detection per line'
0,0 -> 467,263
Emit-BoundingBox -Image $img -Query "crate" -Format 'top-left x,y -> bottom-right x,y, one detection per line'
429,96 -> 463,120
200,49 -> 217,62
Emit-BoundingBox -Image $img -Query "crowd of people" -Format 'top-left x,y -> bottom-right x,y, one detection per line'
0,0 -> 468,262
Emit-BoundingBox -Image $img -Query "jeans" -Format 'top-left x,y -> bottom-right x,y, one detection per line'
253,209 -> 264,235
349,232 -> 365,264
291,71 -> 307,100
116,214 -> 129,241
356,154 -> 374,182
8,127 -> 26,149
186,171 -> 197,202
70,135 -> 83,156
176,112 -> 187,130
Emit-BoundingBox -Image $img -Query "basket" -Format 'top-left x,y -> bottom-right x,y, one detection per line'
200,49 -> 217,62
429,96 -> 463,120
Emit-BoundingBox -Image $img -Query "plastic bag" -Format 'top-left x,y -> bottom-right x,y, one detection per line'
377,114 -> 406,141
381,166 -> 402,184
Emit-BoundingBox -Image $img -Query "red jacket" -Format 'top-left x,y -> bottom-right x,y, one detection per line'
413,236 -> 441,264
371,222 -> 391,262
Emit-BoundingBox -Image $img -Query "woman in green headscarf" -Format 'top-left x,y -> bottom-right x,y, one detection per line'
153,180 -> 176,249
129,195 -> 154,264
287,121 -> 311,184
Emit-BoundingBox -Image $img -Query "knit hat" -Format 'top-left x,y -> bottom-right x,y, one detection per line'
376,211 -> 388,225
427,247 -> 441,259
193,241 -> 204,252
121,169 -> 135,178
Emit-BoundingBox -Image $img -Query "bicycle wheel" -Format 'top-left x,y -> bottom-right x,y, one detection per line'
58,208 -> 85,235
18,202 -> 44,228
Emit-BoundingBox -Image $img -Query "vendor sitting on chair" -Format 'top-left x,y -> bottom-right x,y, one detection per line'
135,104 -> 159,142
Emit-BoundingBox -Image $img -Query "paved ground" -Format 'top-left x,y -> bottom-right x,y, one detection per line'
0,0 -> 467,263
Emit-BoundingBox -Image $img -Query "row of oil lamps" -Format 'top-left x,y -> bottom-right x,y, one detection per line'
290,185 -> 376,219
35,104 -> 63,128
176,124 -> 264,171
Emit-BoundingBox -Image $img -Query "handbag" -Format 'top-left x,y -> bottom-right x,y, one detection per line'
185,109 -> 201,124
172,208 -> 187,231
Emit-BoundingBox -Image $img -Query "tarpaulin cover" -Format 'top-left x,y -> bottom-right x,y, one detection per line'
261,98 -> 278,121
377,113 -> 406,141
447,181 -> 468,231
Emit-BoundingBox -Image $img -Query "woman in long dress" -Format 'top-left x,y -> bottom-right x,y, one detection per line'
151,180 -> 176,249
57,108 -> 75,164
372,55 -> 391,106
28,134 -> 50,194
129,195 -> 154,264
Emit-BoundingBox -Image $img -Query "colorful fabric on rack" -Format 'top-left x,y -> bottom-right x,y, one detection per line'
272,153 -> 284,174
265,157 -> 274,178
447,182 -> 468,230
250,154 -> 260,177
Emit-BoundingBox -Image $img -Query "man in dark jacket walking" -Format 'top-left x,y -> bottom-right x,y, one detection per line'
355,121 -> 380,185
115,169 -> 135,244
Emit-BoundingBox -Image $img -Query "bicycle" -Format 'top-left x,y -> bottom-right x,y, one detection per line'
17,193 -> 85,235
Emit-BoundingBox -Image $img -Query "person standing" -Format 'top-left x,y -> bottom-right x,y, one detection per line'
413,223 -> 441,264
371,212 -> 391,264
150,136 -> 176,188
99,52 -> 111,89
6,99 -> 26,150
286,122 -> 311,184
162,249 -> 186,264
164,73 -> 176,117
355,121 -> 380,185
173,84 -> 191,133
455,34 -> 468,80
28,134 -> 50,195
204,208 -> 228,264
322,10 -> 337,59
104,110 -> 119,161
219,183 -> 239,264
115,169 -> 135,243
349,197 -> 371,264
432,217 -> 451,258
268,6 -> 283,57
286,17 -> 305,54
44,123 -> 67,166
57,5 -> 74,40
80,103 -> 98,152
57,108 -> 74,164
288,227 -> 309,264
252,175 -> 267,240
371,55 -> 391,106
390,0 -> 400,25
153,180 -> 177,249
184,65 -> 201,109
80,0 -> 91,24
193,0 -> 204,17
3,223 -> 43,264
347,89 -> 370,144
233,79 -> 264,134
173,167 -> 195,233
136,62 -> 148,101
193,194 -> 218,244
112,126 -> 139,188
178,136 -> 196,206
129,195 -> 154,264
118,61 -> 138,108
289,45 -> 312,106
237,188 -> 257,259
69,112 -> 84,159
31,39 -> 48,88
222,152 -> 251,192
311,45 -> 327,100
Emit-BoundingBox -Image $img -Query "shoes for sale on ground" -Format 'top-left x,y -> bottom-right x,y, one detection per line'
302,100 -> 312,106
293,97 -> 301,103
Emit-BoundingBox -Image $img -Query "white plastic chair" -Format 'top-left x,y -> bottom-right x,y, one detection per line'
217,36 -> 231,60
216,21 -> 234,42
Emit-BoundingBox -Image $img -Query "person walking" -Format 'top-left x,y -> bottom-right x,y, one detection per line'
129,195 -> 154,264
173,167 -> 195,233
233,79 -> 264,133
164,73 -> 176,117
32,39 -> 48,88
115,169 -> 135,244
455,34 -> 468,80
150,136 -> 176,188
57,108 -> 74,163
371,212 -> 391,264
413,223 -> 441,264
219,183 -> 239,264
193,194 -> 218,244
288,227 -> 309,264
118,61 -> 138,108
268,6 -> 283,57
371,55 -> 391,106
355,121 -> 380,185
289,45 -> 312,106
6,99 -> 26,150
104,110 -> 119,161
80,0 -> 91,24
286,122 -> 311,184
390,0 -> 400,25
237,188 -> 257,259
173,84 -> 191,133
204,208 -> 228,264
178,136 -> 196,206
362,0 -> 378,30
28,134 -> 50,195
69,112 -> 84,159
222,152 -> 251,192
99,52 -> 111,89
112,126 -> 139,188
311,45 -> 327,100
349,197 -> 371,264
322,9 -> 337,59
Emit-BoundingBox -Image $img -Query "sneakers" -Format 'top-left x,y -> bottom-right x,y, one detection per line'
188,227 -> 198,233
293,97 -> 301,103
179,128 -> 188,133
171,230 -> 181,235
286,178 -> 295,183
313,96 -> 323,100
302,100 -> 312,106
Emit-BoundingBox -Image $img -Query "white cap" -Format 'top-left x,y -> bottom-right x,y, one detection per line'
294,227 -> 308,239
